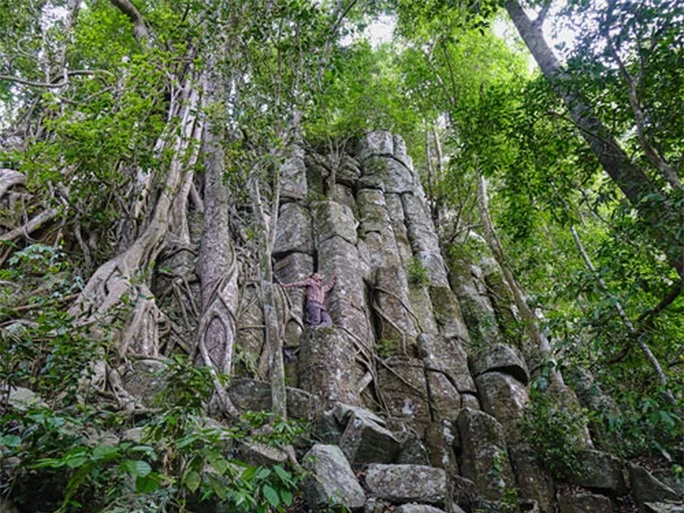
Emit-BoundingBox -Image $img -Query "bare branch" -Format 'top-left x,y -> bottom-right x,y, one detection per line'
0,208 -> 59,243
0,70 -> 112,89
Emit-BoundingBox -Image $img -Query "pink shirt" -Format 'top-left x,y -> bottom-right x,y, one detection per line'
283,275 -> 336,303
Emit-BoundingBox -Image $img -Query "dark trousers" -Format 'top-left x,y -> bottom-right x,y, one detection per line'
306,300 -> 332,327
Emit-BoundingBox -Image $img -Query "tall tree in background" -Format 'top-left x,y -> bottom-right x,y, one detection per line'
504,0 -> 683,280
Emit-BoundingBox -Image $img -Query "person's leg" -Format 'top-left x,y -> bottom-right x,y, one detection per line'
320,309 -> 332,327
306,301 -> 322,326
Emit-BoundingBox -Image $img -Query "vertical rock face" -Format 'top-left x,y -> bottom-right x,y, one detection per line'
298,327 -> 361,405
229,130 -> 630,513
457,408 -> 515,501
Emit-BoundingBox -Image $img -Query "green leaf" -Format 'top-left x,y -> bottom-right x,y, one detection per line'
123,459 -> 152,477
135,474 -> 160,493
273,464 -> 291,483
280,488 -> 293,506
262,484 -> 280,507
92,444 -> 120,461
206,451 -> 229,474
0,435 -> 22,448
65,455 -> 88,468
255,467 -> 271,480
184,469 -> 201,492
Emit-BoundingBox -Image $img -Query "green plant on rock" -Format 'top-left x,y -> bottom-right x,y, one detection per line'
407,258 -> 430,286
375,338 -> 399,358
519,381 -> 588,479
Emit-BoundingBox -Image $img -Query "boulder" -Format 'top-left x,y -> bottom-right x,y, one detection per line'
273,202 -> 313,256
407,282 -> 439,335
395,431 -> 430,466
358,175 -> 385,191
318,235 -> 370,334
298,328 -> 361,405
509,445 -> 555,513
567,449 -> 628,495
470,344 -> 530,385
122,359 -> 166,406
364,464 -> 447,506
360,230 -> 401,269
475,371 -> 529,442
121,427 -> 145,443
236,441 -> 288,466
628,462 -> 681,505
385,193 -> 414,263
413,250 -> 450,288
377,357 -> 431,436
7,386 -> 46,410
235,284 -> 265,371
450,261 -> 503,347
358,130 -> 394,161
558,492 -> 613,513
312,200 -> 358,245
302,444 -> 366,511
457,408 -> 515,501
451,476 -> 482,513
339,412 -> 400,467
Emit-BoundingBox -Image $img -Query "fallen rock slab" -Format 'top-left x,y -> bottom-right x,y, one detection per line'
567,450 -> 628,495
365,464 -> 447,506
338,411 -> 400,466
628,462 -> 682,505
302,444 -> 366,511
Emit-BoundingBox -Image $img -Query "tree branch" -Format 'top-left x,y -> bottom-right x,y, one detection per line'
110,0 -> 149,42
0,70 -> 111,89
570,225 -> 675,405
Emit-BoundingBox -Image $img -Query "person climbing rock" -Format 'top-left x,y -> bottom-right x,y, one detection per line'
281,271 -> 338,327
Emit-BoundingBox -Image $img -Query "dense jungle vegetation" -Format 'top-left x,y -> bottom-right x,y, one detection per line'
0,0 -> 681,511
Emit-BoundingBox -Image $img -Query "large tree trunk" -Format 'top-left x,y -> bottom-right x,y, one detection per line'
249,173 -> 287,419
504,0 -> 683,280
195,68 -> 241,418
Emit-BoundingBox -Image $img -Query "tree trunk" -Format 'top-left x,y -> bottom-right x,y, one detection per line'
249,173 -> 287,420
195,68 -> 241,417
504,0 -> 683,280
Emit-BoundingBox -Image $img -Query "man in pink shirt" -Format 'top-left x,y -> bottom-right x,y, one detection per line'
282,271 -> 337,327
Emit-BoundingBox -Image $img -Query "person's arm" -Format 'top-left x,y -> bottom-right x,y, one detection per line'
281,278 -> 311,289
323,271 -> 338,292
